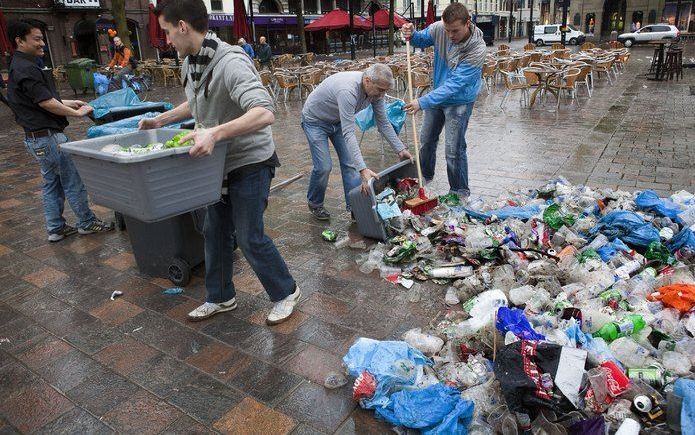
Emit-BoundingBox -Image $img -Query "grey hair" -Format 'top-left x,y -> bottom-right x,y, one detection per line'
364,63 -> 394,89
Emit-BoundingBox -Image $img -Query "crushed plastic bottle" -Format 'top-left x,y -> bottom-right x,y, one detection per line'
324,371 -> 348,389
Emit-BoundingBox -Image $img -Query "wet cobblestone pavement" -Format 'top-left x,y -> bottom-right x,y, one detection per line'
0,42 -> 693,433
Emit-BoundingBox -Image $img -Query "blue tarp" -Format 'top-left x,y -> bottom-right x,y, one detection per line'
86,112 -> 193,138
674,378 -> 695,431
89,88 -> 173,119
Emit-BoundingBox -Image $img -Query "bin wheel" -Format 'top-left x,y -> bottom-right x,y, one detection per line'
114,212 -> 126,231
168,258 -> 191,286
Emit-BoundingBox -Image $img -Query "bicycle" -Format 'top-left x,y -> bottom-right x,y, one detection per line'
103,67 -> 153,101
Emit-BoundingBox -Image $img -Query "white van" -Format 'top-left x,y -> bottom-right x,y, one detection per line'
534,24 -> 586,46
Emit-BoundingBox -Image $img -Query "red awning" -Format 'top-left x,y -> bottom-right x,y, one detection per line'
425,0 -> 435,27
148,3 -> 167,49
305,9 -> 372,31
233,0 -> 250,40
369,9 -> 410,30
0,10 -> 13,55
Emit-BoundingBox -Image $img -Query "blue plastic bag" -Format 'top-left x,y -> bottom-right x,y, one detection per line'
375,383 -> 474,434
86,112 -> 193,138
453,204 -> 541,222
386,100 -> 406,134
589,211 -> 660,248
674,378 -> 695,431
354,100 -> 407,134
635,190 -> 682,219
355,104 -> 375,132
343,338 -> 431,409
93,72 -> 110,96
89,88 -> 173,119
668,228 -> 695,253
496,307 -> 545,341
596,238 -> 630,262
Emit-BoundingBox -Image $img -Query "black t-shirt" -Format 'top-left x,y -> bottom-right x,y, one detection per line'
7,51 -> 69,133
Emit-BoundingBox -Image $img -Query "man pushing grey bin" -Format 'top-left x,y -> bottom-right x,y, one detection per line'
138,0 -> 301,326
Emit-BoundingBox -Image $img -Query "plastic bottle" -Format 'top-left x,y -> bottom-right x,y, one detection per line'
523,288 -> 551,316
593,315 -> 646,342
609,337 -> 653,368
614,418 -> 640,435
662,351 -> 692,375
509,285 -> 535,305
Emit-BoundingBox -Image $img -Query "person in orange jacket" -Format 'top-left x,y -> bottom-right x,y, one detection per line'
106,37 -> 134,77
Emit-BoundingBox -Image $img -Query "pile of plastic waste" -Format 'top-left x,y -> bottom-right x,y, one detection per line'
341,178 -> 695,434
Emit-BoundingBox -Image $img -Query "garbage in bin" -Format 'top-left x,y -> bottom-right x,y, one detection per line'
342,178 -> 695,433
60,128 -> 227,222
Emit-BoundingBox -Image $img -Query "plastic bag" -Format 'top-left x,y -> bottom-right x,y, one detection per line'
674,379 -> 695,431
386,100 -> 406,134
355,104 -> 375,132
89,88 -> 173,119
596,238 -> 630,262
634,190 -> 683,219
496,307 -> 546,341
456,204 -> 541,222
93,72 -> 110,96
647,284 -> 695,313
342,338 -> 431,408
374,383 -> 474,434
86,112 -> 193,138
668,228 -> 695,253
589,211 -> 660,248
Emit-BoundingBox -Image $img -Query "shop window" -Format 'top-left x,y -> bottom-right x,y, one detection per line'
573,12 -> 580,25
211,0 -> 223,10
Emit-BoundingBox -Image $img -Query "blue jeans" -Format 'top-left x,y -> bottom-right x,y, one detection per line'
419,102 -> 475,197
203,166 -> 295,304
24,131 -> 97,235
303,117 -> 361,210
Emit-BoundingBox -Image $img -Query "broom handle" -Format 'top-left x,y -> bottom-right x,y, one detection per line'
405,39 -> 424,187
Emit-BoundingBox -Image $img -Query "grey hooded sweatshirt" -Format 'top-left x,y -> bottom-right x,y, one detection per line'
181,36 -> 275,174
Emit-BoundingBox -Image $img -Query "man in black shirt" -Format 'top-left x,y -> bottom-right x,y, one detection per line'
7,20 -> 113,242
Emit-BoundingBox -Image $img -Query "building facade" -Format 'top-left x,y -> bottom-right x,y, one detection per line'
1,0 -> 158,68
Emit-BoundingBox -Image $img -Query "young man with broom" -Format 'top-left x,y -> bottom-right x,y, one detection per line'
401,3 -> 486,201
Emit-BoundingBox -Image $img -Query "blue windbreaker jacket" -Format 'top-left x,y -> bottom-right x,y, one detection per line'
410,21 -> 487,109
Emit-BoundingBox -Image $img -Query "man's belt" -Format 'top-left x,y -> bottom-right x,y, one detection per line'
25,129 -> 54,140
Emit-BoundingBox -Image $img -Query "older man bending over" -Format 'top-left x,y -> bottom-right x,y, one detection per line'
302,64 -> 412,221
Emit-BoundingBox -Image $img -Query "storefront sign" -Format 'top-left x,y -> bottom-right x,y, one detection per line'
209,14 -> 233,27
62,0 -> 101,8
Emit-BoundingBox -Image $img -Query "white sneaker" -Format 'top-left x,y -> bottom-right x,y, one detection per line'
266,287 -> 302,326
187,298 -> 237,322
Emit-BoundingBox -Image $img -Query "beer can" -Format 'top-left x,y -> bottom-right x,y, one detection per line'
626,367 -> 663,387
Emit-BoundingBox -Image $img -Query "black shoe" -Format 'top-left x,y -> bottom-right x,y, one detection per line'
79,219 -> 115,235
308,205 -> 331,221
48,224 -> 78,243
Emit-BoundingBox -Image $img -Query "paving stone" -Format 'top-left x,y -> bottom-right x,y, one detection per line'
227,359 -> 303,406
66,370 -> 140,417
93,336 -> 160,376
164,373 -> 245,426
34,407 -> 114,434
89,298 -> 144,326
213,397 -> 297,434
0,381 -> 73,433
102,390 -> 182,435
334,408 -> 394,435
35,349 -> 109,392
276,381 -> 355,434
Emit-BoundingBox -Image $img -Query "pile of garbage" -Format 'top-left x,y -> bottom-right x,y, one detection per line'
339,178 -> 695,434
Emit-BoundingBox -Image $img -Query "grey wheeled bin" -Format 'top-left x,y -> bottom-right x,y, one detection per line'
123,208 -> 206,286
347,160 -> 419,241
